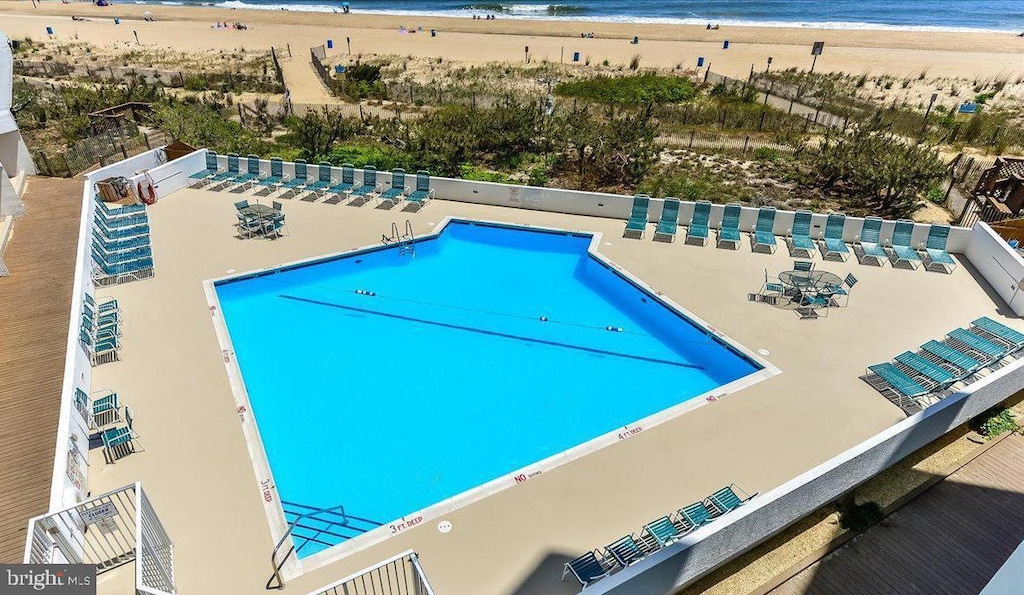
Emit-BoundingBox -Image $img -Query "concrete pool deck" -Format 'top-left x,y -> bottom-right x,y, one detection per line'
87,187 -> 1019,595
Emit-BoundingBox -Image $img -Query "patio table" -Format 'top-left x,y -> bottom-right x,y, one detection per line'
778,270 -> 842,294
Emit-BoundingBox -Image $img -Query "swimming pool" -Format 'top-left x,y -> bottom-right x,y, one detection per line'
211,219 -> 765,562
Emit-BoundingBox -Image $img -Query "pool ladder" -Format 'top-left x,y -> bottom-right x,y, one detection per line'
383,220 -> 416,257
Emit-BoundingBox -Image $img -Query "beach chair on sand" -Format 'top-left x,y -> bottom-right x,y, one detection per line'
349,166 -> 379,204
378,168 -> 407,207
787,210 -> 815,257
561,551 -> 614,588
854,216 -> 887,266
624,195 -> 650,238
885,219 -> 921,270
406,170 -> 434,208
750,206 -> 777,253
685,200 -> 712,246
717,203 -> 742,249
653,198 -> 680,242
188,151 -> 220,187
325,164 -> 356,204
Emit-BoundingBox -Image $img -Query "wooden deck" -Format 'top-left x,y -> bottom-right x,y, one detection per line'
0,177 -> 83,563
770,433 -> 1024,595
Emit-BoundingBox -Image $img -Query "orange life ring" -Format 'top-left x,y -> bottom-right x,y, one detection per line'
138,177 -> 157,205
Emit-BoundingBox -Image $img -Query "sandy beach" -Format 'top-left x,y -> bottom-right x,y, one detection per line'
1,1 -> 1022,87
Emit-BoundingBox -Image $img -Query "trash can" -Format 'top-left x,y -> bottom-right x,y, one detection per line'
697,56 -> 705,67
723,40 -> 730,49
572,51 -> 580,62
114,18 -> 120,25
431,29 -> 437,37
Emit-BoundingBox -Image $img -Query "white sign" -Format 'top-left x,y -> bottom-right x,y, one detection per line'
79,503 -> 118,525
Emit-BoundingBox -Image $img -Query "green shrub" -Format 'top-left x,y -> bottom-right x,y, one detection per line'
972,408 -> 1018,439
753,147 -> 780,162
838,501 -> 883,532
555,74 -> 696,105
925,186 -> 945,203
458,165 -> 514,184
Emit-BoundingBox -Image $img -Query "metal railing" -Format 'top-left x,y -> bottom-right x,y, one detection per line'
307,550 -> 435,595
24,482 -> 176,595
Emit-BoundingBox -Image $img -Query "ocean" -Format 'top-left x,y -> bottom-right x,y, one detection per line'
130,0 -> 1024,33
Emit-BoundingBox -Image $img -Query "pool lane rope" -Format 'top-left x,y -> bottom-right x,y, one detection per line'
279,294 -> 707,371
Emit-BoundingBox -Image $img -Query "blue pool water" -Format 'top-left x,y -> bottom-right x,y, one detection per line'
215,221 -> 759,556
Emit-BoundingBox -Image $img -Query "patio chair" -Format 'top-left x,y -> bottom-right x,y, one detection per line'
300,162 -> 334,201
894,351 -> 957,387
624,194 -> 650,238
605,534 -> 653,568
680,501 -> 715,527
818,212 -> 850,261
653,198 -> 680,242
750,206 -> 778,253
255,158 -> 286,194
642,515 -> 684,548
349,166 -> 379,203
717,203 -> 742,249
685,200 -> 712,246
867,363 -> 930,400
921,340 -> 981,375
854,216 -> 888,266
707,485 -> 755,516
279,159 -> 309,198
946,328 -> 1008,361
885,219 -> 921,269
751,269 -> 787,305
787,210 -> 815,257
820,273 -> 857,308
378,168 -> 407,207
561,551 -> 614,588
325,163 -> 356,204
188,151 -> 220,187
89,389 -> 122,430
101,406 -> 138,462
793,260 -> 814,272
971,317 -> 1024,352
406,170 -> 434,208
207,153 -> 241,189
919,224 -> 957,273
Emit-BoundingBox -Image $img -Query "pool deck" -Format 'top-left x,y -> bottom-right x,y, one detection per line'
88,187 -> 1020,595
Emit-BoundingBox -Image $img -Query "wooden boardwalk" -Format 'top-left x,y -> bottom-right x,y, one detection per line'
0,177 -> 83,563
770,433 -> 1024,595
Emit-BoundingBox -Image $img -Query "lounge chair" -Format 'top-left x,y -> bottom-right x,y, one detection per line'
226,155 -> 261,191
919,224 -> 957,273
378,168 -> 406,207
94,216 -> 150,240
624,194 -> 650,238
188,151 -> 220,187
101,406 -> 137,462
947,328 -> 1008,361
255,158 -> 286,194
325,163 -> 356,204
349,166 -> 379,203
787,210 -> 815,257
642,516 -> 684,548
79,328 -> 119,365
818,213 -> 850,261
92,253 -> 155,287
685,200 -> 712,246
854,216 -> 888,266
92,229 -> 149,253
706,484 -> 755,516
83,293 -> 119,315
93,194 -> 146,218
301,162 -> 334,201
207,153 -> 241,189
561,551 -> 614,588
605,534 -> 653,568
278,159 -> 309,198
750,206 -> 778,253
653,198 -> 680,242
92,240 -> 152,263
83,300 -> 120,327
868,363 -> 929,399
921,340 -> 980,374
885,219 -> 921,269
89,389 -> 121,430
680,501 -> 715,527
406,170 -> 434,208
971,317 -> 1024,352
894,351 -> 959,388
95,210 -> 148,229
717,203 -> 742,249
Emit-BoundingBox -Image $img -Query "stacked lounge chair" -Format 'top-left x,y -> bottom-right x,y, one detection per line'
79,294 -> 122,365
92,195 -> 154,286
101,406 -> 140,463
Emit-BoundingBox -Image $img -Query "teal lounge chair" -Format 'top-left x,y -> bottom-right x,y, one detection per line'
89,389 -> 121,429
279,159 -> 309,197
947,328 -> 1007,360
188,151 -> 220,186
255,158 -> 285,193
894,351 -> 956,387
207,153 -> 241,189
561,551 -> 614,587
787,210 -> 815,257
378,168 -> 406,207
685,200 -> 712,246
750,206 -> 777,253
717,203 -> 742,249
300,162 -> 334,201
854,216 -> 888,266
605,534 -> 652,567
921,340 -> 980,374
93,194 -> 145,218
819,212 -> 850,261
95,209 -> 148,229
79,328 -> 119,365
228,155 -> 261,190
91,252 -> 155,287
680,501 -> 715,526
885,219 -> 921,269
868,363 -> 929,400
972,317 -> 1024,352
406,170 -> 434,208
83,293 -> 119,315
707,484 -> 755,516
325,164 -> 356,204
92,229 -> 149,253
654,198 -> 680,242
94,216 -> 150,240
349,166 -> 379,203
642,516 -> 684,548
920,224 -> 956,273
101,406 -> 137,462
624,194 -> 650,238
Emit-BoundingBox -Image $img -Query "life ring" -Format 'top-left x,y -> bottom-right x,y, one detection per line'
138,176 -> 157,205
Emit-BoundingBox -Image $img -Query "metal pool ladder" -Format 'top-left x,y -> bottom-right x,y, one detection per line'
382,220 -> 416,257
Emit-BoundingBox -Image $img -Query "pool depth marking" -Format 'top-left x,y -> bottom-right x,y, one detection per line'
278,293 -> 707,371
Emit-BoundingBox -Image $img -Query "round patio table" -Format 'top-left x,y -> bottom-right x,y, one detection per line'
239,204 -> 274,218
778,270 -> 842,293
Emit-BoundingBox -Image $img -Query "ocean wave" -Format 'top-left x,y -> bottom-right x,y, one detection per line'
460,3 -> 587,15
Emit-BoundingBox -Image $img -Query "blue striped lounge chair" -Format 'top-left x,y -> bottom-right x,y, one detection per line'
101,406 -> 138,462
255,158 -> 286,193
680,501 -> 716,527
642,515 -> 684,548
653,198 -> 680,242
278,160 -> 309,198
325,164 -> 356,204
83,293 -> 119,315
717,203 -> 742,249
920,224 -> 956,273
894,351 -> 957,388
946,328 -> 1008,363
854,216 -> 888,266
92,229 -> 149,253
706,485 -> 755,516
624,194 -> 650,238
561,551 -> 614,587
89,389 -> 122,430
226,155 -> 261,191
971,317 -> 1024,352
92,252 -> 155,287
819,212 -> 850,261
349,166 -> 379,203
94,215 -> 150,240
787,210 -> 815,257
406,170 -> 434,208
751,206 -> 777,253
685,200 -> 712,246
79,328 -> 119,366
207,153 -> 241,189
921,340 -> 981,376
300,162 -> 334,201
605,534 -> 654,567
188,151 -> 220,186
93,194 -> 146,218
95,208 -> 148,229
885,219 -> 921,269
868,362 -> 929,404
378,168 -> 407,207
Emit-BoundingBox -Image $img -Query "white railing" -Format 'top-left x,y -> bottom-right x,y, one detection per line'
307,550 -> 435,595
25,482 -> 176,595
